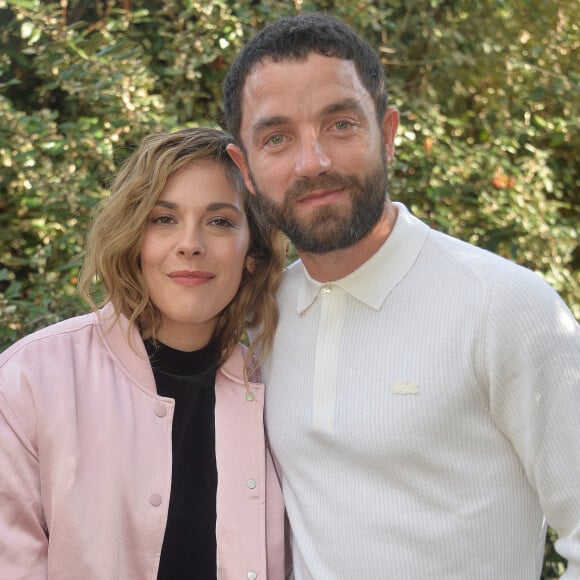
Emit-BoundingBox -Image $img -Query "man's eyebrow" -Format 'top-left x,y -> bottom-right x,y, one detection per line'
251,115 -> 290,142
250,99 -> 366,142
321,98 -> 365,117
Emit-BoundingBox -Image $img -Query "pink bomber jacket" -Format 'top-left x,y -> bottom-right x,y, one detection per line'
0,303 -> 287,579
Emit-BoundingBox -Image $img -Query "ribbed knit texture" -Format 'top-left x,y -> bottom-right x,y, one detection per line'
262,203 -> 580,579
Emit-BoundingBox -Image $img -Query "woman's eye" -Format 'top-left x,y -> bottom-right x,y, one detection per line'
209,217 -> 235,228
150,215 -> 175,225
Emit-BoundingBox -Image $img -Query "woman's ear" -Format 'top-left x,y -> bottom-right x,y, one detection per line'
245,255 -> 256,273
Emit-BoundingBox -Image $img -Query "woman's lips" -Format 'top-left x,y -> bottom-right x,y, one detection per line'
167,270 -> 214,287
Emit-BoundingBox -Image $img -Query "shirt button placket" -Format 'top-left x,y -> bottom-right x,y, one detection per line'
150,403 -> 167,510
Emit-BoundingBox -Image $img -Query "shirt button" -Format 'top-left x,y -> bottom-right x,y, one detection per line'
154,403 -> 167,417
248,571 -> 257,580
245,391 -> 255,402
246,479 -> 257,489
321,284 -> 332,294
149,493 -> 163,507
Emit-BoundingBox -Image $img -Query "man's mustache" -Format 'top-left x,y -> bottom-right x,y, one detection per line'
285,173 -> 360,202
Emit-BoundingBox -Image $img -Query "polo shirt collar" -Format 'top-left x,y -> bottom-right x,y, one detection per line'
296,203 -> 429,313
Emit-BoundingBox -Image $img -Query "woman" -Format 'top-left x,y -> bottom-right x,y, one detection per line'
0,128 -> 287,579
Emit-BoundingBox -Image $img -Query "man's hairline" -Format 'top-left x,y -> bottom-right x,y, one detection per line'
233,52 -> 380,144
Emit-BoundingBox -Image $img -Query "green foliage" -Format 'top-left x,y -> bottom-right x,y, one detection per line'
385,0 -> 579,308
544,527 -> 568,579
0,2 -> 577,572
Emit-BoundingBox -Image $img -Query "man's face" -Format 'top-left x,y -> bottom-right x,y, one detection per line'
248,155 -> 388,253
228,53 -> 398,254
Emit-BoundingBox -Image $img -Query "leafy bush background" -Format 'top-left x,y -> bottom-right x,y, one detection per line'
0,1 -> 577,576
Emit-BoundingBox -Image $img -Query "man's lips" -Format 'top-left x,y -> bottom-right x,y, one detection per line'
167,270 -> 214,287
297,187 -> 346,208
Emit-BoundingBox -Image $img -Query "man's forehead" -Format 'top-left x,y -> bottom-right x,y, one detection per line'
246,53 -> 354,74
240,56 -> 368,113
242,55 -> 361,97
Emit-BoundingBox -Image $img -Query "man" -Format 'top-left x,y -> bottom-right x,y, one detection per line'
222,12 -> 580,579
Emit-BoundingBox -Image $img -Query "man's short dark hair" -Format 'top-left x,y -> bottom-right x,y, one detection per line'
222,12 -> 387,140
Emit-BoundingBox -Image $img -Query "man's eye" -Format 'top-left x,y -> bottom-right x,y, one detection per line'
335,120 -> 351,131
266,134 -> 284,146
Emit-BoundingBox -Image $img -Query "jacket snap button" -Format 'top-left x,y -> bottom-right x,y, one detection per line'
149,493 -> 163,506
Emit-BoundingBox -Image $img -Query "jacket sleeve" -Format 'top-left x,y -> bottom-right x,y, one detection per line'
0,387 -> 48,579
485,270 -> 580,578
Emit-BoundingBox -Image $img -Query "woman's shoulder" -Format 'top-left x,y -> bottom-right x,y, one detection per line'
0,304 -> 127,366
0,310 -> 100,365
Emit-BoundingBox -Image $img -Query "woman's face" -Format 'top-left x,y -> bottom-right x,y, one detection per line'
140,162 -> 251,351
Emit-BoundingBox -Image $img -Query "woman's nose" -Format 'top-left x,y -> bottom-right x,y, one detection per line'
177,228 -> 205,256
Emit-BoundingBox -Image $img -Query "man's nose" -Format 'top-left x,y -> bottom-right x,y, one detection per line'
294,133 -> 332,178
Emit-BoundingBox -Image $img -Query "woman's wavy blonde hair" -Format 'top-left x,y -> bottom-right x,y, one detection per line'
79,127 -> 286,370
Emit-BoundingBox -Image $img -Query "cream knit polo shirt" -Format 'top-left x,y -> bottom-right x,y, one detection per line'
261,203 -> 580,580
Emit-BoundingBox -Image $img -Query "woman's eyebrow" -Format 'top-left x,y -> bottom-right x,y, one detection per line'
154,200 -> 242,214
154,200 -> 177,209
206,202 -> 242,214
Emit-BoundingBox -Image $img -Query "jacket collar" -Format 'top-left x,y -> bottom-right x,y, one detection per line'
296,202 -> 429,313
96,303 -> 158,395
96,303 -> 260,393
219,344 -> 264,388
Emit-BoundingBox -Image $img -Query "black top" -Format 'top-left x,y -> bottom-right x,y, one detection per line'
145,338 -> 218,580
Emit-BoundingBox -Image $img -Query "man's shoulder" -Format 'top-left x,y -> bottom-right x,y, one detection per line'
423,228 -> 570,324
426,227 -> 538,282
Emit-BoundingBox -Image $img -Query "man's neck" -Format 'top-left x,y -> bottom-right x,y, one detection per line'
299,202 -> 398,283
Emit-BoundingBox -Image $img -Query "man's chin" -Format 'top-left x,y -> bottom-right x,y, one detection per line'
296,203 -> 351,227
286,221 -> 353,254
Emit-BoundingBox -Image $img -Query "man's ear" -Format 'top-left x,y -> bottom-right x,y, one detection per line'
226,143 -> 255,194
381,106 -> 399,165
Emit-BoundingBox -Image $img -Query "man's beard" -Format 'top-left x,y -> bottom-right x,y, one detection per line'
248,158 -> 389,254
